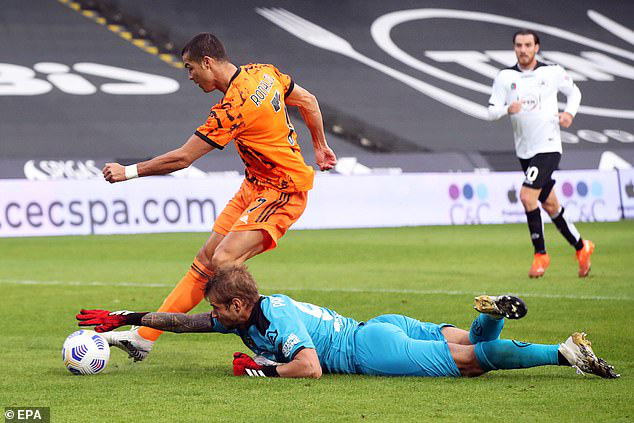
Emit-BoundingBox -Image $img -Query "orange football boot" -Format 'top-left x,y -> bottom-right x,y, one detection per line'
576,240 -> 595,278
529,253 -> 550,278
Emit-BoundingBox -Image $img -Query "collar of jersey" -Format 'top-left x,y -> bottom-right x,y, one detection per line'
227,67 -> 242,89
246,296 -> 271,335
509,60 -> 550,73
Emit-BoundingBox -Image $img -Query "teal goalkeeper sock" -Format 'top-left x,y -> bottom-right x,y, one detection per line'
474,340 -> 559,371
468,314 -> 505,344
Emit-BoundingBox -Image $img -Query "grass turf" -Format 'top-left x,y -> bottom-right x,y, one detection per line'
0,221 -> 633,422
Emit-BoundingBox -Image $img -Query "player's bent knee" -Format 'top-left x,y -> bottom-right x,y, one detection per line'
195,250 -> 214,270
442,327 -> 471,345
211,250 -> 238,269
196,232 -> 224,270
519,191 -> 538,209
542,201 -> 558,216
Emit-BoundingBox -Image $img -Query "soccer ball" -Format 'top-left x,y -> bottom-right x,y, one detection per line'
62,330 -> 110,375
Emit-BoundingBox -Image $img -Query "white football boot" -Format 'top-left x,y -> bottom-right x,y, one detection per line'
558,332 -> 619,379
102,326 -> 154,362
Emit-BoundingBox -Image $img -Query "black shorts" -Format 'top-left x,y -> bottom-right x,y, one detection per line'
519,152 -> 561,202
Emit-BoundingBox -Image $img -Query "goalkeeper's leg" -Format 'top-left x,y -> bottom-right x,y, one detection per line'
467,295 -> 527,344
354,321 -> 462,377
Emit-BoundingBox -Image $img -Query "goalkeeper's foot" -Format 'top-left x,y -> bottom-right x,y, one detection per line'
558,332 -> 619,379
102,326 -> 153,362
474,295 -> 527,319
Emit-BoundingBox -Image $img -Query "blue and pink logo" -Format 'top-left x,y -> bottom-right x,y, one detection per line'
560,180 -> 603,198
448,182 -> 491,224
449,183 -> 488,201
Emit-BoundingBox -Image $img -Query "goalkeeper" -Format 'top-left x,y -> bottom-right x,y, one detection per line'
77,265 -> 618,379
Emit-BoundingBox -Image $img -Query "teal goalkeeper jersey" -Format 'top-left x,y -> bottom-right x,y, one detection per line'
210,294 -> 361,374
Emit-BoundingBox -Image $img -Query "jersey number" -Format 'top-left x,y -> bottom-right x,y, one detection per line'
271,90 -> 296,146
291,300 -> 333,321
525,166 -> 539,183
246,198 -> 267,214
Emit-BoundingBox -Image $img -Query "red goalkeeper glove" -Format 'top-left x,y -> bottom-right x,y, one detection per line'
232,352 -> 279,377
76,309 -> 147,332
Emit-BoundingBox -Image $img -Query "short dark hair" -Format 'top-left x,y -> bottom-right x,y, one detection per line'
181,33 -> 229,62
204,265 -> 260,306
513,29 -> 540,45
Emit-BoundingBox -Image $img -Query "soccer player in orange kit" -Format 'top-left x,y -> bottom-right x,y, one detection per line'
101,32 -> 337,360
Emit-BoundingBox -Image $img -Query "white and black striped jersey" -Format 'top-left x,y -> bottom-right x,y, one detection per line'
488,61 -> 581,159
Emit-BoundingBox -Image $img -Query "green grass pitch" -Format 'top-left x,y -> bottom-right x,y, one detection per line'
1,221 -> 633,422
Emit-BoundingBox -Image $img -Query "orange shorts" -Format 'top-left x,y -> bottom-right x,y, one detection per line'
213,179 -> 308,252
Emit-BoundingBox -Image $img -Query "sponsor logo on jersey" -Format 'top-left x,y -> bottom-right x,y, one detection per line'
521,94 -> 539,111
282,333 -> 300,358
266,329 -> 279,345
270,297 -> 286,308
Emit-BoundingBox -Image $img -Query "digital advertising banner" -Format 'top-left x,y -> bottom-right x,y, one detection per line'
300,170 -> 622,228
617,168 -> 634,219
0,169 -> 625,238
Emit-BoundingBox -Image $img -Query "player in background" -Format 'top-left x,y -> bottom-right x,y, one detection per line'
101,33 -> 337,360
488,29 -> 593,278
77,265 -> 618,379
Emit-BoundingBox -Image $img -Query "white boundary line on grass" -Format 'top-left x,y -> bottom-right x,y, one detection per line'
0,278 -> 631,302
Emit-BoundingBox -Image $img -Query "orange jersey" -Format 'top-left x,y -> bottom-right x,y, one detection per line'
195,64 -> 314,192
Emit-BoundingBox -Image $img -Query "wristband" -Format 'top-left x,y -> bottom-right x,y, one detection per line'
261,365 -> 280,377
245,365 -> 279,377
243,365 -> 280,377
124,164 -> 139,180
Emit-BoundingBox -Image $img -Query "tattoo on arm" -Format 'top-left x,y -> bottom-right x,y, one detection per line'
140,312 -> 214,333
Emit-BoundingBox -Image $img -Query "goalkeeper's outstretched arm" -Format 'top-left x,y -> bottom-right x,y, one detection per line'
76,309 -> 215,333
141,312 -> 215,333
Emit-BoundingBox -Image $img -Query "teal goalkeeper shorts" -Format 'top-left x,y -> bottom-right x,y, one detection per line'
353,314 -> 461,377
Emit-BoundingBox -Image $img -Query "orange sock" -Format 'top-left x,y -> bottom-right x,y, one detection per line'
138,258 -> 213,341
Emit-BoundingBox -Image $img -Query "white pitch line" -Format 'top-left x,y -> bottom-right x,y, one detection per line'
0,279 -> 631,302
0,279 -> 172,288
277,286 -> 633,302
